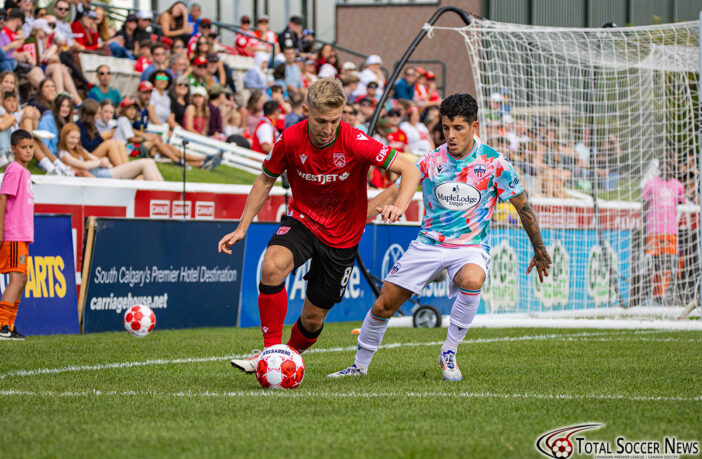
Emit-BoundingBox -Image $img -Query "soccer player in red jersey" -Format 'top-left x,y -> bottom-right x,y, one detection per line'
219,78 -> 421,373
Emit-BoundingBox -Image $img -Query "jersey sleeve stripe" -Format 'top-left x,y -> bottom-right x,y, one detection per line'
262,164 -> 280,179
382,148 -> 398,170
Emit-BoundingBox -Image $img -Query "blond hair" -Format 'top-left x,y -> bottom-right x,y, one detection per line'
306,78 -> 346,112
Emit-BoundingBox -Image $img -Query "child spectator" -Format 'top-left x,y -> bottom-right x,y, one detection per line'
251,100 -> 279,154
58,123 -> 164,181
134,39 -> 153,72
183,85 -> 210,135
0,129 -> 35,339
76,99 -> 130,166
96,100 -> 117,135
37,94 -> 74,157
0,92 -> 23,165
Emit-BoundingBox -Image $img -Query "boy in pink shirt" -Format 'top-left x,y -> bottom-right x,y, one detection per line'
642,160 -> 685,299
0,129 -> 34,340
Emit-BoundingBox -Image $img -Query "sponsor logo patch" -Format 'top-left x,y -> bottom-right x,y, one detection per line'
300,154 -> 307,164
276,226 -> 291,235
149,200 -> 170,218
356,132 -> 368,141
389,262 -> 401,275
376,145 -> 389,163
19,254 -> 26,265
434,182 -> 481,211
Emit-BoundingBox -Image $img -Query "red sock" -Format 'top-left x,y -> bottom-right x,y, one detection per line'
258,283 -> 288,348
10,300 -> 19,329
287,317 -> 322,354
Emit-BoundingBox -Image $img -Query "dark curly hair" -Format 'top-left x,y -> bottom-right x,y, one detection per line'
439,93 -> 478,123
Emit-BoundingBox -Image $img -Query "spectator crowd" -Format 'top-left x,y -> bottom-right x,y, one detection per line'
0,1 -> 445,185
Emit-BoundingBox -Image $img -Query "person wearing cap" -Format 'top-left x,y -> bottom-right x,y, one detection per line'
393,66 -> 418,101
341,61 -> 357,76
113,12 -> 138,53
205,53 -> 226,88
300,28 -> 315,55
354,81 -> 379,106
425,71 -> 442,105
384,108 -> 410,155
352,54 -> 384,99
134,10 -> 154,44
253,15 -> 279,65
158,1 -> 192,45
70,8 -> 99,51
133,80 -> 154,132
0,9 -> 45,87
186,17 -> 212,56
186,55 -> 209,89
234,15 -> 257,57
278,15 -> 303,53
184,84 -> 211,135
141,42 -> 173,82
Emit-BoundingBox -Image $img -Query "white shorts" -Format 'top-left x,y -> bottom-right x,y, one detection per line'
384,240 -> 490,298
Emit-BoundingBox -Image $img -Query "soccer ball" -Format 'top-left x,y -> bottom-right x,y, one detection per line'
123,305 -> 156,337
255,344 -> 305,389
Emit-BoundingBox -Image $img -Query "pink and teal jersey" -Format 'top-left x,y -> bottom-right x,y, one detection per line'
410,140 -> 523,252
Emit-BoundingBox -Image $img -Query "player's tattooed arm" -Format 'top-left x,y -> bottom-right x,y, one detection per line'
509,192 -> 552,282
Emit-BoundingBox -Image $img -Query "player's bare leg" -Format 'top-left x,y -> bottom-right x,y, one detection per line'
231,245 -> 294,374
439,263 -> 486,381
286,298 -> 330,354
328,281 -> 412,377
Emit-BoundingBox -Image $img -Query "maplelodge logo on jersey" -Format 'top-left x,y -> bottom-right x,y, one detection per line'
473,164 -> 486,178
536,423 -> 699,459
333,152 -> 346,168
434,182 -> 481,211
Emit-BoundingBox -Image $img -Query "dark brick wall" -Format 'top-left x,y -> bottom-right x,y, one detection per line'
335,0 -> 482,98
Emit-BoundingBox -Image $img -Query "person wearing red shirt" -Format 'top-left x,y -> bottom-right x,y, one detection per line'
385,109 -> 410,154
251,100 -> 280,154
220,79 -> 420,372
234,15 -> 257,57
71,9 -> 99,51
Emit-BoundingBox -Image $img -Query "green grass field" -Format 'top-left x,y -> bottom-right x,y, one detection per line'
2,324 -> 700,458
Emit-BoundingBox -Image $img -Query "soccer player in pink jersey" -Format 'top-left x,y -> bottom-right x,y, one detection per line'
642,159 -> 685,300
218,78 -> 420,373
0,130 -> 35,340
329,94 -> 552,381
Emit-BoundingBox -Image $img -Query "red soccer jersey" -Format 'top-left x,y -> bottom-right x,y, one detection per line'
235,33 -> 257,57
263,120 -> 398,248
386,129 -> 408,152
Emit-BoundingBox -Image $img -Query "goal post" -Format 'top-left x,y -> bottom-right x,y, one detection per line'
425,18 -> 701,319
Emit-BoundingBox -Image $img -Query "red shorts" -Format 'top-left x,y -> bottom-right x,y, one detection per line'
646,234 -> 678,257
0,241 -> 29,275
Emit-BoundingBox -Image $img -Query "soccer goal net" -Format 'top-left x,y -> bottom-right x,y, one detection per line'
426,18 -> 701,319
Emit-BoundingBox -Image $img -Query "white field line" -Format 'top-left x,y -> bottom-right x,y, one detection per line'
0,330 -> 676,380
0,388 -> 699,403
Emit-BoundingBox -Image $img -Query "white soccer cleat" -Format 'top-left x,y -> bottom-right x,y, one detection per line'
438,350 -> 462,381
230,349 -> 262,374
327,364 -> 368,378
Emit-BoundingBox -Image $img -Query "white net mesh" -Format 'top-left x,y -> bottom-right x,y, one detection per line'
426,19 -> 701,317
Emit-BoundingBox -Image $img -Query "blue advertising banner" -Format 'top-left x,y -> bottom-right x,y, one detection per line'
82,219 -> 244,333
0,215 -> 79,335
238,222 -> 633,328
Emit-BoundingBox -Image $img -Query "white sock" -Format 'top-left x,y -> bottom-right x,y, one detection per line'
354,309 -> 390,369
441,288 -> 481,353
39,157 -> 54,172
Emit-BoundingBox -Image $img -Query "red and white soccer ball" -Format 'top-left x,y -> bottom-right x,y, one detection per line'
123,305 -> 156,337
255,344 -> 305,389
